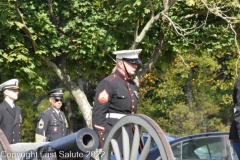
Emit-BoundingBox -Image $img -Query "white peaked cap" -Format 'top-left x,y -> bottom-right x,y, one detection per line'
113,49 -> 142,59
0,79 -> 19,92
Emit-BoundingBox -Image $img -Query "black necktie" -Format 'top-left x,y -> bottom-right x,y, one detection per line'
59,112 -> 63,120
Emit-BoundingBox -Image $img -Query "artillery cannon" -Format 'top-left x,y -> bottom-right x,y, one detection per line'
0,115 -> 174,160
0,128 -> 99,160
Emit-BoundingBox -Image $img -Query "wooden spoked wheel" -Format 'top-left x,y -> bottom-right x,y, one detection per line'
102,114 -> 174,160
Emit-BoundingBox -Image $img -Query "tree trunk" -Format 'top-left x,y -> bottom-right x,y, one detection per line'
184,68 -> 193,108
65,99 -> 74,134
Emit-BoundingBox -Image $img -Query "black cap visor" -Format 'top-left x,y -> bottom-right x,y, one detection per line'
123,58 -> 142,64
3,86 -> 20,92
51,95 -> 63,99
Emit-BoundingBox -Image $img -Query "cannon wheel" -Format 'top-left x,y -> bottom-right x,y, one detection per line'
102,114 -> 174,160
0,129 -> 13,160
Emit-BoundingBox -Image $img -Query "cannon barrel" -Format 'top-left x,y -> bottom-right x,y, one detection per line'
45,127 -> 98,153
21,128 -> 99,160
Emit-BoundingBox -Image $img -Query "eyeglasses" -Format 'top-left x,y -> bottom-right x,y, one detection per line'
54,99 -> 62,102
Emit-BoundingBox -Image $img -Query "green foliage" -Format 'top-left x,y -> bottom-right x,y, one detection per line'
1,0 -> 240,139
139,52 -> 235,136
21,105 -> 36,142
36,98 -> 49,115
16,91 -> 36,142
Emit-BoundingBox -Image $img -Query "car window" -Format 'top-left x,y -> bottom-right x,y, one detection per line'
143,136 -> 157,149
171,136 -> 238,160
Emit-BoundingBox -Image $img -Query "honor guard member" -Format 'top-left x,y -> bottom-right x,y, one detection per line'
0,79 -> 22,144
229,74 -> 240,158
92,49 -> 142,149
35,88 -> 68,142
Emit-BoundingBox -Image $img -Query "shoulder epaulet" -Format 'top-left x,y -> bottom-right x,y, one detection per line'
104,73 -> 117,81
44,108 -> 51,113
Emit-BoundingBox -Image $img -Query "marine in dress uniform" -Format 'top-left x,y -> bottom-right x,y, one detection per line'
92,49 -> 142,149
35,88 -> 68,142
229,74 -> 240,158
0,79 -> 22,144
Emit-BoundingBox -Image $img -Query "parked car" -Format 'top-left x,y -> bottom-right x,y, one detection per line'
144,131 -> 238,160
110,131 -> 177,160
142,130 -> 178,149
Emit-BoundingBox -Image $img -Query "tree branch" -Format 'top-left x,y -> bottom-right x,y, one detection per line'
15,0 -> 38,52
131,0 -> 175,49
132,0 -> 177,85
46,0 -> 58,26
14,0 -> 93,128
163,0 -> 178,13
136,31 -> 164,84
179,55 -> 190,68
148,0 -> 155,17
201,0 -> 240,75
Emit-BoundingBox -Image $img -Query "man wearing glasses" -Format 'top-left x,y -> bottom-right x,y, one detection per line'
35,88 -> 68,142
0,79 -> 22,144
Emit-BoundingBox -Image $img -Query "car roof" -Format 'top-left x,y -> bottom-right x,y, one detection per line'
141,130 -> 177,142
169,131 -> 229,145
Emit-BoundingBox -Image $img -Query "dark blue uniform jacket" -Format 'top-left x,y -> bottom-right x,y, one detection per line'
92,69 -> 139,148
230,74 -> 240,141
0,100 -> 22,144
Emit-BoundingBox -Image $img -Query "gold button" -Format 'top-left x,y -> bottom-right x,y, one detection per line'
132,100 -> 134,102
13,139 -> 14,141
131,94 -> 133,96
102,138 -> 104,140
132,106 -> 134,108
19,132 -> 20,134
122,96 -> 124,98
101,132 -> 103,135
13,132 -> 14,134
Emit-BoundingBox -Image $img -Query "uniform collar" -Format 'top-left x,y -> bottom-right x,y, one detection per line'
115,69 -> 131,81
51,106 -> 60,114
4,99 -> 15,108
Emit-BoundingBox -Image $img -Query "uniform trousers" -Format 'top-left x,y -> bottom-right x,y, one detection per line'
231,141 -> 240,159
